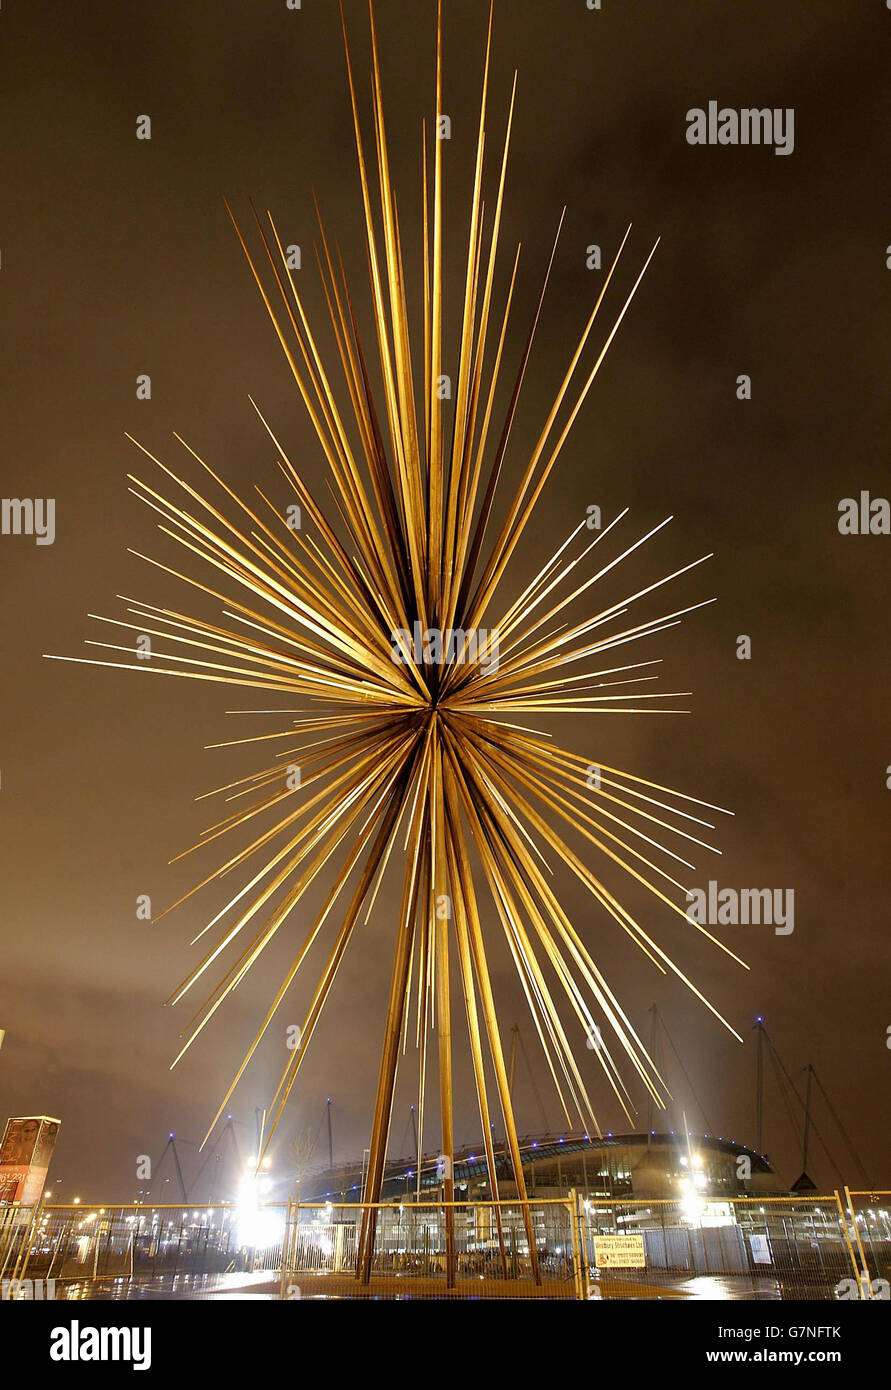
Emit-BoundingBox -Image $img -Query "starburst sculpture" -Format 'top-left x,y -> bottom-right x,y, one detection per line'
50,1 -> 744,1279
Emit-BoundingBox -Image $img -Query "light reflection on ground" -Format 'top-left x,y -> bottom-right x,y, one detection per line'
52,1272 -> 280,1300
42,1269 -> 790,1301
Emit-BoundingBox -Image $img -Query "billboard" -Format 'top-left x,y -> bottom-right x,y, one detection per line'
0,1116 -> 61,1205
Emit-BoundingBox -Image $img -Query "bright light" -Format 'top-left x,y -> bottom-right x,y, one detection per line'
679,1178 -> 704,1222
236,1170 -> 283,1249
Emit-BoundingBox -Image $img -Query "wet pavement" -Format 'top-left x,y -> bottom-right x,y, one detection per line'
32,1269 -> 796,1300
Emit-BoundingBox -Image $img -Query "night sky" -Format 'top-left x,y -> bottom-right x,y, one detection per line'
1,0 -> 889,1202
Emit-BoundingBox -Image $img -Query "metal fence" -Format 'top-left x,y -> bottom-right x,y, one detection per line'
0,1202 -> 288,1290
280,1190 -> 879,1300
1,1189 -> 882,1300
577,1193 -> 871,1301
281,1199 -> 576,1300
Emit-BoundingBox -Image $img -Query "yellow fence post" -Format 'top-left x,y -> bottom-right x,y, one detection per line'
568,1188 -> 586,1301
844,1186 -> 874,1299
833,1189 -> 865,1297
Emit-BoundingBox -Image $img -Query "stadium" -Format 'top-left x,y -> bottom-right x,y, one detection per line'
298,1130 -> 780,1204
